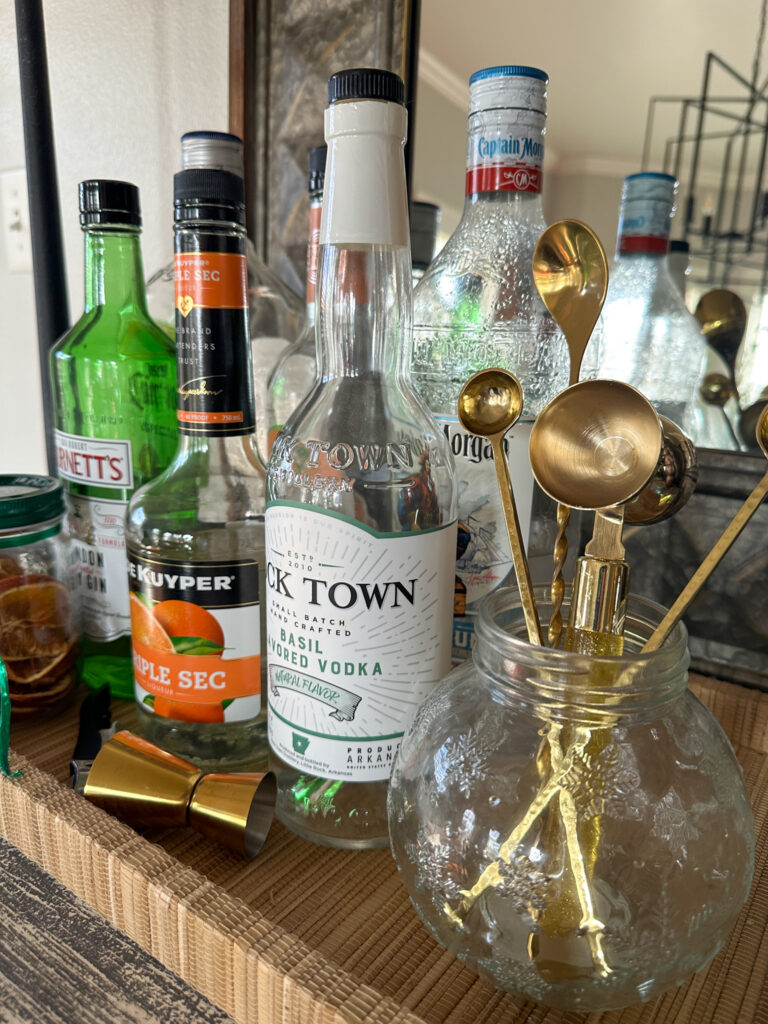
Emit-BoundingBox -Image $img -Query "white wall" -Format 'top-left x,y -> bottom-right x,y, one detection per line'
0,0 -> 229,475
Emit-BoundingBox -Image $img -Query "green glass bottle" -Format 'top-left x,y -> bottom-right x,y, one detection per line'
50,180 -> 177,699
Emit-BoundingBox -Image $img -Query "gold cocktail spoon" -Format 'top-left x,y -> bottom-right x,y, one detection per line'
532,220 -> 609,648
457,368 -> 543,646
644,404 -> 768,652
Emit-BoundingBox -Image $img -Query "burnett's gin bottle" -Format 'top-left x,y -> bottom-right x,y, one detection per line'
411,66 -> 570,661
595,173 -> 713,443
51,181 -> 177,699
266,68 -> 457,849
126,168 -> 267,770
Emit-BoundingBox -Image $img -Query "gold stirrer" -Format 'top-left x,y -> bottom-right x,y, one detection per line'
532,221 -> 609,649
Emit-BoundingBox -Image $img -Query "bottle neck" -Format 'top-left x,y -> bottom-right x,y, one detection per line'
464,105 -> 546,203
83,226 -> 147,312
173,213 -> 256,441
616,193 -> 673,257
305,192 -> 323,326
318,98 -> 411,380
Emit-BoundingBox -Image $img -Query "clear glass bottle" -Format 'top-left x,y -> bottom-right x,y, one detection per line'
50,181 -> 177,701
266,144 -> 327,450
145,130 -> 305,466
126,168 -> 267,771
266,68 -> 457,850
389,586 -> 754,1012
411,65 -> 571,663
594,173 -> 715,445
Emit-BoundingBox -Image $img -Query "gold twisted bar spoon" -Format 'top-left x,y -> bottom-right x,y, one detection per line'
532,220 -> 608,648
458,368 -> 543,645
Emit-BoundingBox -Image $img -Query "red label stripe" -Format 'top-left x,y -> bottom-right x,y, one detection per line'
618,235 -> 669,255
466,164 -> 542,196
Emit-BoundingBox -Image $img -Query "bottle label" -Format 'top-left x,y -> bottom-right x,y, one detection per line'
55,430 -> 133,489
618,199 -> 671,255
127,550 -> 262,723
306,199 -> 322,308
174,250 -> 256,436
68,494 -> 131,642
437,416 -> 534,661
466,130 -> 544,195
265,503 -> 455,781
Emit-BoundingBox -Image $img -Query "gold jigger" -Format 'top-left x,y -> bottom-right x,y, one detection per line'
532,220 -> 609,649
644,404 -> 768,652
83,730 -> 276,859
623,416 -> 698,526
529,379 -> 662,654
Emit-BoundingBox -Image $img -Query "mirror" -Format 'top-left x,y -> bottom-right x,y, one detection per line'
409,1 -> 768,455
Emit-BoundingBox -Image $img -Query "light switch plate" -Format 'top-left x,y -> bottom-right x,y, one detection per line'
1,169 -> 32,273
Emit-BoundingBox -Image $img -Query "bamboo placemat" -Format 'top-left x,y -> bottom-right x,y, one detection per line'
1,672 -> 767,1024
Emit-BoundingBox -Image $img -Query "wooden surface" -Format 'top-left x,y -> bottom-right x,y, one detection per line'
1,674 -> 767,1024
0,835 -> 235,1024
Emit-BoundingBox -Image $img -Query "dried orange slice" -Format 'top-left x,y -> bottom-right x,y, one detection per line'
0,574 -> 72,659
130,593 -> 174,653
5,635 -> 79,687
0,555 -> 22,580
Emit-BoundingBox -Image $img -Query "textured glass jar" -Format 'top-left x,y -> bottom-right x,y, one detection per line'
388,588 -> 754,1012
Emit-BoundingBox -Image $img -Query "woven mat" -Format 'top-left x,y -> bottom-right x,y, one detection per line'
2,673 -> 767,1024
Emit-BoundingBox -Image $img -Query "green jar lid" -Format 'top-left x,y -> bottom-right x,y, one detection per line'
0,475 -> 64,530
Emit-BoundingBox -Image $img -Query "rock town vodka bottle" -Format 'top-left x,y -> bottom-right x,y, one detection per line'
145,130 -> 304,466
595,173 -> 712,443
266,145 -> 327,450
266,68 -> 457,849
411,66 -> 570,662
126,169 -> 267,769
51,181 -> 177,699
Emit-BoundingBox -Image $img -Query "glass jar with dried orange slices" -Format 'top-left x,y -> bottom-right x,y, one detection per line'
0,475 -> 79,718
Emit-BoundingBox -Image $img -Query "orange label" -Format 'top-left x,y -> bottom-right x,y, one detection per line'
132,638 -> 260,704
174,252 -> 247,313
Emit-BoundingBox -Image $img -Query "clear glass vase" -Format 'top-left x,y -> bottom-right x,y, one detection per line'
388,587 -> 754,1012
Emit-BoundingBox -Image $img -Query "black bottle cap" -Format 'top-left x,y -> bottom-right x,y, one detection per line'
79,180 -> 141,227
327,68 -> 404,106
174,169 -> 245,208
308,145 -> 327,194
670,239 -> 690,253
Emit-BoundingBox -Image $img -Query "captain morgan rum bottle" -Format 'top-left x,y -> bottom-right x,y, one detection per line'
125,168 -> 267,770
411,66 -> 571,662
266,68 -> 457,849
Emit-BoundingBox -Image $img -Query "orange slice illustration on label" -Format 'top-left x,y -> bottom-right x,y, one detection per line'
129,593 -> 174,653
177,294 -> 195,317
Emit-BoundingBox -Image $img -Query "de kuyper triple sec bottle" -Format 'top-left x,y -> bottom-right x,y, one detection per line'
266,68 -> 457,849
126,168 -> 267,769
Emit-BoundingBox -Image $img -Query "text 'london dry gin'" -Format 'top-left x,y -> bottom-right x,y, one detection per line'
411,66 -> 574,662
50,180 -> 177,699
266,68 -> 457,850
126,168 -> 267,770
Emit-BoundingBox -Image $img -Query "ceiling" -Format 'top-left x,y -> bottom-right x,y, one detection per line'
418,0 -> 767,175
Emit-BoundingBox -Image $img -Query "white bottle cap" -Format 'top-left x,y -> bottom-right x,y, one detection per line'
468,65 -> 548,117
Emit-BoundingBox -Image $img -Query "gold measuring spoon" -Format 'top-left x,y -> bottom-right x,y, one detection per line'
694,288 -> 747,378
533,220 -> 609,649
529,380 -> 662,654
644,404 -> 768,653
457,368 -> 543,646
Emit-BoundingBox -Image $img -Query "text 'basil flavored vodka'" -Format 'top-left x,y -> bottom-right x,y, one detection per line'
266,68 -> 457,849
411,66 -> 572,663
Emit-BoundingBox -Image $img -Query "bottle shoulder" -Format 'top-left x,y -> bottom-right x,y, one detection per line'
52,308 -> 176,361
